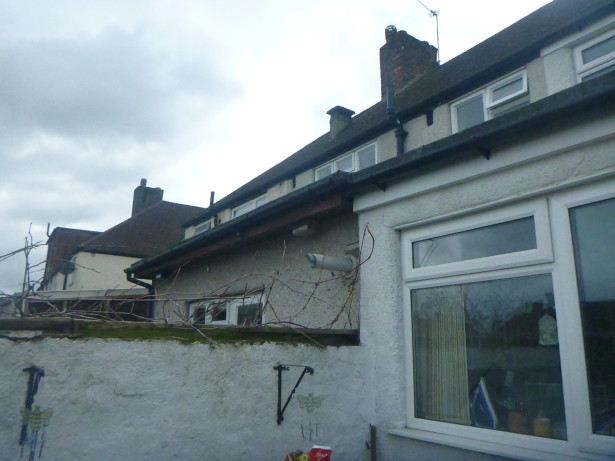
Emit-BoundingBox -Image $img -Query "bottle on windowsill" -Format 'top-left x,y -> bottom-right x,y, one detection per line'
534,409 -> 552,438
500,371 -> 529,434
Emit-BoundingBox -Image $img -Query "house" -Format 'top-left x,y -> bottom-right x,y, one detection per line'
30,179 -> 205,319
127,0 -> 615,459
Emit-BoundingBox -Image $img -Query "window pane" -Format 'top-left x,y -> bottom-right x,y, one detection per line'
456,95 -> 485,132
255,196 -> 267,208
581,62 -> 615,81
237,303 -> 262,325
210,303 -> 228,323
413,217 -> 536,268
357,145 -> 376,170
412,274 -> 566,439
192,306 -> 207,324
570,197 -> 615,436
194,220 -> 212,235
335,154 -> 354,172
582,35 -> 615,64
315,164 -> 332,181
490,98 -> 530,118
232,202 -> 254,218
491,77 -> 524,103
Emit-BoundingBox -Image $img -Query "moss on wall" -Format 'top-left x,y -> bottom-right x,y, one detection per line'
0,318 -> 359,346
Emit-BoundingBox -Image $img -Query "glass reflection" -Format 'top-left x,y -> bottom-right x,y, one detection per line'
570,197 -> 615,436
412,274 -> 566,439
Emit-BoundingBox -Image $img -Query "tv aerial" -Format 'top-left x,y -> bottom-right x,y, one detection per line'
415,0 -> 440,63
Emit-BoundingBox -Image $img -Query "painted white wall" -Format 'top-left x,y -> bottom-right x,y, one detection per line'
155,214 -> 360,329
0,337 -> 371,461
355,114 -> 615,459
542,13 -> 615,91
46,252 -> 140,292
267,179 -> 295,202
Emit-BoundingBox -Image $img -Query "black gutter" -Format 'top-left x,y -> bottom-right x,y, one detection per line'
125,273 -> 155,318
130,72 -> 615,278
183,0 -> 614,220
128,173 -> 353,276
350,72 -> 615,191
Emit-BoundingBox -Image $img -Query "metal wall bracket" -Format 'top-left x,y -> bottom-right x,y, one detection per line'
274,364 -> 314,424
474,141 -> 492,160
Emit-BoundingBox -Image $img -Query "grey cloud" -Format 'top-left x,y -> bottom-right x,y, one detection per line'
0,27 -> 239,148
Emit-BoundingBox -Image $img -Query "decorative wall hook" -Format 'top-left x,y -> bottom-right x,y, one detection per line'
20,366 -> 44,447
273,364 -> 314,425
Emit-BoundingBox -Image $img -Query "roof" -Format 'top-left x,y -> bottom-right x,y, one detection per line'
130,70 -> 615,278
44,227 -> 101,283
185,0 -> 615,226
78,200 -> 206,258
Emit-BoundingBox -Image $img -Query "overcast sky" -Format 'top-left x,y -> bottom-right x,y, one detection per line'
0,0 -> 552,294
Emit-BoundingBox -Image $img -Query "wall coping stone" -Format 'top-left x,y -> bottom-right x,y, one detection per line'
0,318 -> 359,346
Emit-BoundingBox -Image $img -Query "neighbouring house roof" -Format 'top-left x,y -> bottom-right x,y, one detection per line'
78,201 -> 206,259
184,0 -> 614,227
130,71 -> 615,279
43,227 -> 101,285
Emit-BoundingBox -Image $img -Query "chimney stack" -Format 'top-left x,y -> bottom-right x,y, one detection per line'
380,25 -> 438,99
327,106 -> 355,138
132,178 -> 164,216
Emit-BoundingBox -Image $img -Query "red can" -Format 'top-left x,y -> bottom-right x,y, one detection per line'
309,446 -> 332,461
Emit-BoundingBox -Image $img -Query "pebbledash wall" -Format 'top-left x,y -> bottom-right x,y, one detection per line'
154,214 -> 361,330
355,104 -> 615,460
0,333 -> 370,461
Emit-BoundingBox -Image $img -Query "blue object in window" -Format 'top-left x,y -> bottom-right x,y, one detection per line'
471,377 -> 498,429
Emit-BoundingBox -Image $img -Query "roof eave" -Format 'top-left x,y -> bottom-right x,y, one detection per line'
351,72 -> 615,191
128,173 -> 354,278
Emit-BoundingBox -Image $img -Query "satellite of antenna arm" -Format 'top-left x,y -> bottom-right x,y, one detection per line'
414,0 -> 440,62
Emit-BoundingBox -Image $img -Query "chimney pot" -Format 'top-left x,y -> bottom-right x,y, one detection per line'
327,105 -> 355,138
132,179 -> 164,216
385,25 -> 397,42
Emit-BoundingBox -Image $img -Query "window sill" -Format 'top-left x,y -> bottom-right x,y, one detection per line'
388,427 -> 584,461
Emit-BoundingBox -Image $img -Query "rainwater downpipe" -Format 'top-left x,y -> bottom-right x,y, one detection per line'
386,85 -> 408,156
126,271 -> 155,318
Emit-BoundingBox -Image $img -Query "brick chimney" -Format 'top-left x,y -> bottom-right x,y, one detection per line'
380,25 -> 438,98
327,106 -> 355,138
132,178 -> 163,216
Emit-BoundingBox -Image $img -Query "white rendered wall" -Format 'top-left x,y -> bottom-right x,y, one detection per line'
46,252 -> 139,292
0,337 -> 370,461
70,252 -> 139,291
155,214 -> 360,329
355,116 -> 615,459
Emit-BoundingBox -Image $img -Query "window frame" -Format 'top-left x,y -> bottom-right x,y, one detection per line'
314,142 -> 377,181
399,182 -> 615,460
193,218 -> 214,236
188,293 -> 264,326
548,181 -> 615,457
402,199 -> 552,282
231,194 -> 267,219
575,28 -> 615,82
451,70 -> 528,133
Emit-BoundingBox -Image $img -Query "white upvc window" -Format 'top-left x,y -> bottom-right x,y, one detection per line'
231,194 -> 267,219
451,70 -> 529,133
193,218 -> 214,236
189,293 -> 264,326
399,181 -> 615,460
575,29 -> 615,81
314,142 -> 376,181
